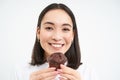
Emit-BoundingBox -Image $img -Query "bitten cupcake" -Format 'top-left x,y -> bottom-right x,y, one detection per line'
47,52 -> 67,70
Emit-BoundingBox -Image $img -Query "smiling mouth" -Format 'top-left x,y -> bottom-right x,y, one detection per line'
49,43 -> 64,48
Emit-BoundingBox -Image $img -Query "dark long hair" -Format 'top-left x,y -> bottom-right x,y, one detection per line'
30,3 -> 82,69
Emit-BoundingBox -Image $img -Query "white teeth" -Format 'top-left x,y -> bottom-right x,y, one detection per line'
51,44 -> 62,48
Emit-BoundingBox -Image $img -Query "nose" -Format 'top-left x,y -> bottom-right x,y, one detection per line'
52,31 -> 62,41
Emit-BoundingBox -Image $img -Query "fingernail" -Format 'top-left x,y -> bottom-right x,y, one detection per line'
60,64 -> 65,68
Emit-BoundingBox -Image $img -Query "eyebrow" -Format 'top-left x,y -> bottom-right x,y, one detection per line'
43,22 -> 72,27
44,22 -> 54,25
62,23 -> 72,27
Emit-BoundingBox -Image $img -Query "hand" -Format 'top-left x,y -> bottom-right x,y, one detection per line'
30,67 -> 58,80
58,64 -> 81,80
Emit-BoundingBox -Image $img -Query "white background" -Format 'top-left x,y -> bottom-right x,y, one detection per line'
0,0 -> 120,80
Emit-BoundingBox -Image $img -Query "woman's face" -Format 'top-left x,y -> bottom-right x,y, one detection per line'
37,9 -> 74,57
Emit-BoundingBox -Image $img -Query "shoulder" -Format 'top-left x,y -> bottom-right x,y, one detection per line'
77,63 -> 99,80
15,62 -> 48,73
15,62 -> 49,76
14,62 -> 47,80
15,62 -> 32,73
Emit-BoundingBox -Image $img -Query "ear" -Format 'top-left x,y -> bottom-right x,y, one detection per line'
36,27 -> 40,40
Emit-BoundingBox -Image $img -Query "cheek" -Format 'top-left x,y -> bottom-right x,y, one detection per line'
39,31 -> 49,44
65,33 -> 74,44
39,33 -> 45,41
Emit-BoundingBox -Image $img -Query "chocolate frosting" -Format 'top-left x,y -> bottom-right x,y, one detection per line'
47,52 -> 67,70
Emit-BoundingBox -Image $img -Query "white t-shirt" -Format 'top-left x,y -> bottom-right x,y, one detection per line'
14,62 -> 98,80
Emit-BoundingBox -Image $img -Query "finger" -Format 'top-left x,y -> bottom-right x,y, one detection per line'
60,73 -> 76,80
60,64 -> 80,79
59,76 -> 68,80
60,64 -> 75,75
36,71 -> 58,79
44,76 -> 56,80
33,67 -> 56,75
36,74 -> 56,80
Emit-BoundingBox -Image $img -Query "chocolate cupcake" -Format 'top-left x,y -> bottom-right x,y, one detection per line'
47,52 -> 67,70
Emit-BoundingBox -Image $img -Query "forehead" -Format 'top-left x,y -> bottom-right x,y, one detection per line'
41,9 -> 73,25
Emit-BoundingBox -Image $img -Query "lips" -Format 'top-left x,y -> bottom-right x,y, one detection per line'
49,43 -> 64,48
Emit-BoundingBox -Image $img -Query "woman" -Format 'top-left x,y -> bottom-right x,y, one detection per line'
15,3 -> 98,80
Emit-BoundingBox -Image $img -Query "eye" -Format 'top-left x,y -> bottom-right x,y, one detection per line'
45,27 -> 53,31
62,28 -> 70,32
